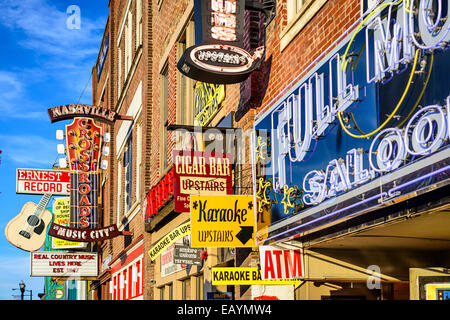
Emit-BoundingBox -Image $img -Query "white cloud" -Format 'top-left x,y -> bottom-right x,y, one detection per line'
0,134 -> 58,166
0,0 -> 106,118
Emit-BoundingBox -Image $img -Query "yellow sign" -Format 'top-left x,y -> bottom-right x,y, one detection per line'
190,195 -> 255,248
193,83 -> 225,126
212,267 -> 304,289
148,221 -> 191,261
52,198 -> 84,249
425,283 -> 450,300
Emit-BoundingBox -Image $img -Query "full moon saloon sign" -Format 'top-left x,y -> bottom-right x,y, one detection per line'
177,0 -> 264,84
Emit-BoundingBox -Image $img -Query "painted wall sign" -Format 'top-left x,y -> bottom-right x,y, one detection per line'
148,221 -> 191,261
48,104 -> 118,123
177,0 -> 264,84
173,150 -> 233,213
212,267 -> 303,288
51,197 -> 85,249
194,82 -> 225,126
253,0 -> 450,240
190,195 -> 255,247
48,223 -> 123,242
30,251 -> 98,277
16,168 -> 70,196
259,246 -> 304,281
161,240 -> 188,278
65,117 -> 102,229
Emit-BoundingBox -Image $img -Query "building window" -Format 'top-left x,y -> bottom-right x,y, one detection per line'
281,0 -> 328,51
160,64 -> 169,174
159,287 -> 164,300
136,122 -> 142,201
196,274 -> 204,300
118,47 -> 123,96
125,11 -> 133,76
182,278 -> 191,300
287,0 -> 304,23
177,21 -> 195,127
136,0 -> 143,47
124,135 -> 133,212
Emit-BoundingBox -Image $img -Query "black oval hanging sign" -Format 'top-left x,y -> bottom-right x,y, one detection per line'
177,0 -> 265,84
178,44 -> 264,84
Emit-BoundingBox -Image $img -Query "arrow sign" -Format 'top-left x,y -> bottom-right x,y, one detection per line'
212,267 -> 304,289
190,195 -> 255,247
235,226 -> 254,245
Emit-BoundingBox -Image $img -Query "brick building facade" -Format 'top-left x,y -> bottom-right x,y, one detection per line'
88,0 -> 450,300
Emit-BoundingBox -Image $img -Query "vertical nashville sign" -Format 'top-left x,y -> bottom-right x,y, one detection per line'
65,118 -> 102,229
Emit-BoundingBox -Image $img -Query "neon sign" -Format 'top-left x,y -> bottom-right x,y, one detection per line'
303,102 -> 449,205
254,0 -> 450,225
177,0 -> 264,84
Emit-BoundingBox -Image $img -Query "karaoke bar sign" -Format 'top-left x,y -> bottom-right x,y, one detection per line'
254,0 -> 450,224
173,150 -> 233,212
177,0 -> 264,84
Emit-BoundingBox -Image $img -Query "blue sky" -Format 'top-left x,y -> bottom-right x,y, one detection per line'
0,0 -> 108,300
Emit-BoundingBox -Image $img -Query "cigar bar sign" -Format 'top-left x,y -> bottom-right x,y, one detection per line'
173,150 -> 233,212
16,168 -> 70,195
30,252 -> 98,277
177,0 -> 264,84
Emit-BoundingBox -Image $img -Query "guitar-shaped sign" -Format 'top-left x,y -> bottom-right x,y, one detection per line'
5,193 -> 53,252
65,117 -> 103,229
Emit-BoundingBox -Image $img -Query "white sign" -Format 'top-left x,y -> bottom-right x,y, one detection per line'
16,168 -> 70,195
259,246 -> 304,281
30,252 -> 98,277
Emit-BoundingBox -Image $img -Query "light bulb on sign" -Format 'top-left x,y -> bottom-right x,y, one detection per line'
56,130 -> 64,141
58,158 -> 68,168
102,146 -> 110,157
103,132 -> 111,143
100,160 -> 108,170
57,144 -> 66,155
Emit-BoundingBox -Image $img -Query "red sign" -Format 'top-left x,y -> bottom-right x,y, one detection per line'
173,150 -> 233,212
259,246 -> 304,281
16,168 -> 71,195
65,117 -> 103,229
146,167 -> 175,218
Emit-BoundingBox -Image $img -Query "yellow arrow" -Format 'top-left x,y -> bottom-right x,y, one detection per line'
212,267 -> 304,289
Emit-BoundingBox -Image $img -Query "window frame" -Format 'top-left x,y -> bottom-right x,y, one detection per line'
280,0 -> 329,52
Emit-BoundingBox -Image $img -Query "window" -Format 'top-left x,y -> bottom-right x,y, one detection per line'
167,283 -> 173,300
196,275 -> 204,300
177,21 -> 195,127
160,64 -> 169,174
287,0 -> 305,23
118,47 -> 123,95
124,135 -> 133,212
136,122 -> 142,200
182,278 -> 191,300
281,0 -> 328,51
125,11 -> 133,76
136,0 -> 143,47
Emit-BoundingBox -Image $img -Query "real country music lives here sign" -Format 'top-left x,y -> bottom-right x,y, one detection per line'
253,0 -> 450,242
30,252 -> 98,277
173,150 -> 233,212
